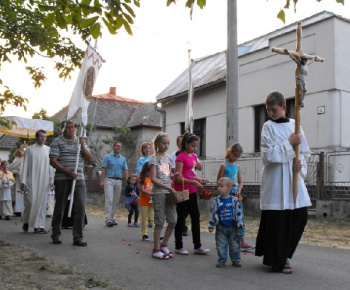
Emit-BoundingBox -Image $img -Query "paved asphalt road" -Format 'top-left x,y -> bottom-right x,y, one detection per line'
1,216 -> 350,290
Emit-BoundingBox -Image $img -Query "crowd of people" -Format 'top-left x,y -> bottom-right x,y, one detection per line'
0,91 -> 312,274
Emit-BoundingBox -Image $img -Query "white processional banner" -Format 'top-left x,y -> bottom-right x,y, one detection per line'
0,116 -> 54,138
185,54 -> 194,133
66,44 -> 103,126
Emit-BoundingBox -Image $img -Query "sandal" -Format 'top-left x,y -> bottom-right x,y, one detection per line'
282,266 -> 293,274
272,265 -> 293,274
152,249 -> 169,259
160,244 -> 173,258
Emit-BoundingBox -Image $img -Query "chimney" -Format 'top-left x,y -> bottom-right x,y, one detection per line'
110,87 -> 116,95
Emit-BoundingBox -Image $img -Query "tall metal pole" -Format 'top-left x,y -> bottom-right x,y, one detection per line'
226,0 -> 239,148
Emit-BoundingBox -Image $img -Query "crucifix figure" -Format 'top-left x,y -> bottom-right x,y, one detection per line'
271,21 -> 324,203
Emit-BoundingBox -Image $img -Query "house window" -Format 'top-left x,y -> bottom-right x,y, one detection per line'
180,118 -> 206,158
254,98 -> 295,152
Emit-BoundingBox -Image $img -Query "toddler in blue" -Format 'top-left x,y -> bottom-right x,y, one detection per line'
208,177 -> 243,267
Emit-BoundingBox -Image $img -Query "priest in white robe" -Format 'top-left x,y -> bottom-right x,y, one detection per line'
21,130 -> 51,233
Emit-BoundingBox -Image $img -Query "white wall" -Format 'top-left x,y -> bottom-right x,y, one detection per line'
160,16 -> 350,184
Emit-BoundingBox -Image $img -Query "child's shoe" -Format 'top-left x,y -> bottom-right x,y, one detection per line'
175,248 -> 189,255
152,249 -> 169,259
128,223 -> 134,227
216,263 -> 226,268
160,244 -> 173,258
142,235 -> 150,241
194,247 -> 210,255
241,243 -> 255,250
232,261 -> 242,267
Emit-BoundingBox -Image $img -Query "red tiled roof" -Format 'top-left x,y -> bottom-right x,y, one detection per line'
92,93 -> 145,105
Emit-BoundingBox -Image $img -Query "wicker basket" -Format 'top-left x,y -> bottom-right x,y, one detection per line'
171,178 -> 189,203
171,189 -> 189,203
199,188 -> 214,200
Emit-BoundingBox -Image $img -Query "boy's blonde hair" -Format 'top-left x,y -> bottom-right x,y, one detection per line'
218,177 -> 234,188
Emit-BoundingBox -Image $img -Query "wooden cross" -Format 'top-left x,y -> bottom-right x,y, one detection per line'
271,21 -> 324,203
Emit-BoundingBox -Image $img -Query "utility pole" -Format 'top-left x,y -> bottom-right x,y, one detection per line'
226,0 -> 239,148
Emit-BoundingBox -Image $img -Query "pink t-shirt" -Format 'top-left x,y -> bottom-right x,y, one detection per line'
174,152 -> 197,194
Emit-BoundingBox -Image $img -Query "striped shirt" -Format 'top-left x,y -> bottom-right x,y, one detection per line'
101,152 -> 128,178
49,136 -> 89,180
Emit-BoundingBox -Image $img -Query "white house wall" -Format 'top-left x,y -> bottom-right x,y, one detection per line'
164,86 -> 227,159
161,15 -> 350,183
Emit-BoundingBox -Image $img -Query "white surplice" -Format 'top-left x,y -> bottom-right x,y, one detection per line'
260,119 -> 312,210
21,143 -> 50,228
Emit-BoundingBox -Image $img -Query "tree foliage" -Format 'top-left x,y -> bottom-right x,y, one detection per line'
276,0 -> 344,23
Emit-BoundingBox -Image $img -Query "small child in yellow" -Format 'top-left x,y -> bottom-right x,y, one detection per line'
138,161 -> 154,241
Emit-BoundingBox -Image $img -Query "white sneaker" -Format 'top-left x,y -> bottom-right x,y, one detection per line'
194,247 -> 210,255
175,248 -> 189,255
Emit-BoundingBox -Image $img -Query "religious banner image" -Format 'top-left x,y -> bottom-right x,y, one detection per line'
66,44 -> 104,126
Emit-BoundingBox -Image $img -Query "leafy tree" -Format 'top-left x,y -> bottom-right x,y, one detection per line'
87,125 -> 137,167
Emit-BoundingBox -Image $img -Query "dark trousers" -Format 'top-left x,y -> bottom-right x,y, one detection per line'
128,204 -> 139,224
51,180 -> 86,242
255,207 -> 308,269
175,192 -> 201,249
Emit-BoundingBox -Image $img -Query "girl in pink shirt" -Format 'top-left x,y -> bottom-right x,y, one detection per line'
173,133 -> 209,255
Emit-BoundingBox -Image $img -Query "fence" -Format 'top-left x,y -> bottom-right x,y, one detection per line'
84,150 -> 350,207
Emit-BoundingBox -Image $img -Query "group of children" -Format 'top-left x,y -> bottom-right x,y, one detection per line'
124,90 -> 310,274
125,130 -> 251,266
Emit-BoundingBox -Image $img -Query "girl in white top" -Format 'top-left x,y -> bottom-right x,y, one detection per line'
149,132 -> 177,259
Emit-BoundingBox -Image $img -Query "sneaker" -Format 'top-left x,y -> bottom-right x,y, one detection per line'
194,247 -> 210,255
232,261 -> 242,267
216,263 -> 226,268
241,243 -> 255,249
4,216 -> 10,220
112,220 -> 118,226
142,235 -> 150,241
175,248 -> 189,255
22,223 -> 29,232
128,223 -> 134,227
34,228 -> 47,234
134,223 -> 140,227
107,222 -> 114,227
160,244 -> 173,258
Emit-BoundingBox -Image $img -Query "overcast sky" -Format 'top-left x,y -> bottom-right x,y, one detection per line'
2,0 -> 349,118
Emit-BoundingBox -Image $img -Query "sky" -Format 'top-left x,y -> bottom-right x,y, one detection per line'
1,0 -> 350,118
